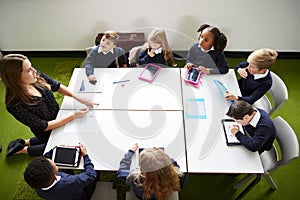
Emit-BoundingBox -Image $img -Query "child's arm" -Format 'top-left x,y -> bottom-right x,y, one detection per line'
235,61 -> 249,78
85,48 -> 97,78
117,144 -> 139,182
138,49 -> 151,65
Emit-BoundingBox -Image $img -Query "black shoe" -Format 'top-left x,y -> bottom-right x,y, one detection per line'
6,143 -> 24,157
7,138 -> 25,150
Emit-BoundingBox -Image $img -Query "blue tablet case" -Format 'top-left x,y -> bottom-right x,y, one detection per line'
213,79 -> 227,95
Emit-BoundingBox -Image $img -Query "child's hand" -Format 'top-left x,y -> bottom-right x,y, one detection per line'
147,49 -> 155,57
229,125 -> 240,136
198,66 -> 210,75
237,68 -> 248,79
225,91 -> 238,101
88,75 -> 97,82
79,143 -> 87,155
130,143 -> 139,153
184,63 -> 193,69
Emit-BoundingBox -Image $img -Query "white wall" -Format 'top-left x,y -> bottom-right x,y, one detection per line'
0,0 -> 299,52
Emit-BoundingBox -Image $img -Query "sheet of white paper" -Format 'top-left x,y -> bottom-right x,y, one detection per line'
78,80 -> 104,93
186,98 -> 206,119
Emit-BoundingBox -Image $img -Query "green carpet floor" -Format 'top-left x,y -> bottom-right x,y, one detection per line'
0,57 -> 299,200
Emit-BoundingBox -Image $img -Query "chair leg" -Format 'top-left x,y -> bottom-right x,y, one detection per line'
233,174 -> 256,190
263,172 -> 277,190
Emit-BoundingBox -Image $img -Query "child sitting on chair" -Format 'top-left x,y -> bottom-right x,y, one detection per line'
24,143 -> 98,200
117,143 -> 181,200
85,30 -> 127,83
138,28 -> 174,67
225,48 -> 278,104
185,24 -> 229,75
226,100 -> 276,154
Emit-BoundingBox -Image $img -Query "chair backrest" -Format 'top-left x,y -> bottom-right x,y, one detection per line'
91,182 -> 117,200
253,72 -> 288,115
126,189 -> 179,200
269,72 -> 288,114
128,45 -> 144,67
273,116 -> 299,166
86,46 -> 94,55
168,191 -> 179,200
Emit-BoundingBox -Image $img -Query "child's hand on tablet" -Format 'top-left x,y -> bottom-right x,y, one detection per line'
184,63 -> 194,70
79,143 -> 87,155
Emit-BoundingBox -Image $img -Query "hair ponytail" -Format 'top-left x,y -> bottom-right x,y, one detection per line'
215,32 -> 227,51
197,24 -> 227,51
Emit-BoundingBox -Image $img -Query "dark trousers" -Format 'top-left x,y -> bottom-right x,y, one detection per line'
27,137 -> 46,156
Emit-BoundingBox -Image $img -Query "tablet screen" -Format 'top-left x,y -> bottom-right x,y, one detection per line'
186,68 -> 200,83
138,64 -> 161,82
222,119 -> 245,145
184,67 -> 202,87
53,146 -> 80,167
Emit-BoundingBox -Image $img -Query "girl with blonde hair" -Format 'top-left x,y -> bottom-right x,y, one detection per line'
138,28 -> 174,67
118,144 -> 181,200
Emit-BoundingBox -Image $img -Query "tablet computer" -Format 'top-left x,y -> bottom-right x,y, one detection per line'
184,67 -> 202,87
221,119 -> 245,146
214,79 -> 227,95
52,146 -> 81,167
138,63 -> 161,83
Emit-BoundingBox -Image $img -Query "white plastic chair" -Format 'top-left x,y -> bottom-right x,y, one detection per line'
126,189 -> 179,200
86,46 -> 95,56
91,181 -> 117,200
233,116 -> 299,191
254,71 -> 288,115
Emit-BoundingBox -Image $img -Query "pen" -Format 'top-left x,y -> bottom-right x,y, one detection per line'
113,80 -> 130,84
